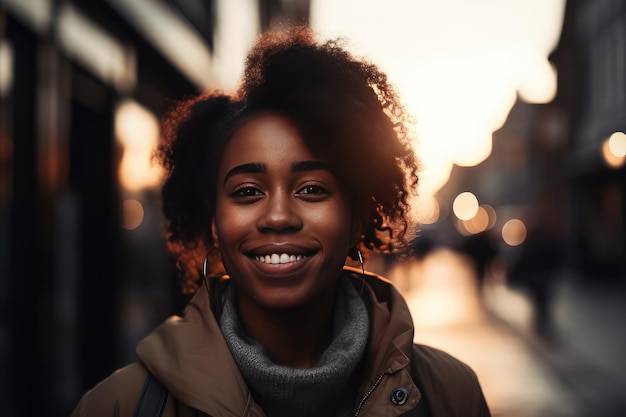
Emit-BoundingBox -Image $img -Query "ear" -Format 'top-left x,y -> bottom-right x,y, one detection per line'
211,219 -> 220,248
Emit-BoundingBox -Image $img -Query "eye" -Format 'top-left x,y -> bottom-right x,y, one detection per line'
230,186 -> 264,200
299,185 -> 325,194
296,183 -> 331,200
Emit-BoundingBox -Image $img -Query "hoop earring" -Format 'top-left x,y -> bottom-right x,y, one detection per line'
355,246 -> 365,295
356,247 -> 365,275
202,257 -> 208,279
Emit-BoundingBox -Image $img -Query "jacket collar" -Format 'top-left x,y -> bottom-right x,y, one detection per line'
136,269 -> 420,416
136,278 -> 264,416
348,268 -> 422,415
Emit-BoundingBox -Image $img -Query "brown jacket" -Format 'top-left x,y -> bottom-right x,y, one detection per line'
72,270 -> 490,416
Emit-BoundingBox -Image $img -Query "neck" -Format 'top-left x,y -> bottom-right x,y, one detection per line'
236,286 -> 336,368
219,277 -> 371,416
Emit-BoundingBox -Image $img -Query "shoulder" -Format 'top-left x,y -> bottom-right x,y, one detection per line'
71,363 -> 148,417
411,344 -> 490,416
412,344 -> 478,383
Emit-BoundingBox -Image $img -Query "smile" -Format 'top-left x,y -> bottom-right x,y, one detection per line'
254,253 -> 308,264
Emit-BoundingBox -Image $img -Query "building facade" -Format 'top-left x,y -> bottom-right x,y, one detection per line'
0,1 -> 309,416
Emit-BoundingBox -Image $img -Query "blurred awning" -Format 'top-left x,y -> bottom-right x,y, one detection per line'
2,0 -> 214,91
106,0 -> 214,90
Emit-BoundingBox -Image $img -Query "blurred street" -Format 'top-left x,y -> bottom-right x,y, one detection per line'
368,249 -> 626,417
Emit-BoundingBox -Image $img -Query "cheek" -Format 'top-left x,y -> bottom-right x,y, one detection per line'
214,204 -> 255,244
312,200 -> 354,247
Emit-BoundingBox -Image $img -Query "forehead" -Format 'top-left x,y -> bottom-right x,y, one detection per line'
220,114 -> 320,168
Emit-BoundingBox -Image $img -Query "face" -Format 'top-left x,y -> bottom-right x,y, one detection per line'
212,114 -> 355,311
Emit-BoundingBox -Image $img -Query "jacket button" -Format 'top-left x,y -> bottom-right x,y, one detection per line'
390,387 -> 409,405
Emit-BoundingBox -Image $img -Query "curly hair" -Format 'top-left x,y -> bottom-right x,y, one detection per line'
156,27 -> 420,293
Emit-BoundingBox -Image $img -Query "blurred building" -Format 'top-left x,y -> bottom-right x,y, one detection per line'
0,1 -> 309,416
438,0 -> 626,284
3,0 -> 622,416
551,0 -> 626,281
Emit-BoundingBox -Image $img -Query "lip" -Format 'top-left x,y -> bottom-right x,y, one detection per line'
246,243 -> 318,257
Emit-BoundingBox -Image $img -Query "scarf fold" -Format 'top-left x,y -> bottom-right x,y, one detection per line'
220,276 -> 370,417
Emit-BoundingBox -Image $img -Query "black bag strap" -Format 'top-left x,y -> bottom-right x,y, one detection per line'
133,373 -> 168,417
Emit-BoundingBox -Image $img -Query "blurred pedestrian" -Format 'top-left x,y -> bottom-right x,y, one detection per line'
460,230 -> 498,297
72,27 -> 490,416
508,210 -> 563,339
510,234 -> 562,338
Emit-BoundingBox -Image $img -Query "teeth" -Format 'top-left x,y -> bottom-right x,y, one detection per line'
255,253 -> 306,264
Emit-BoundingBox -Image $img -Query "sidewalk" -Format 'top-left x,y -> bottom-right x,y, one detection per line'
370,249 -> 626,417
486,271 -> 626,416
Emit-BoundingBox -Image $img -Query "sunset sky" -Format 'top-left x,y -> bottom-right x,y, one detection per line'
310,0 -> 567,199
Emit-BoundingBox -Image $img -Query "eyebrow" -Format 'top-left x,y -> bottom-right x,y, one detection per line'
223,160 -> 332,185
223,163 -> 265,185
291,160 -> 332,173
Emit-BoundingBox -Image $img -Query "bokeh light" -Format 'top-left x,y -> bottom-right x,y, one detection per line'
463,205 -> 490,234
115,100 -> 162,191
453,192 -> 479,221
482,204 -> 497,230
416,195 -> 440,225
121,198 -> 144,230
502,218 -> 527,246
608,132 -> 626,156
602,135 -> 626,169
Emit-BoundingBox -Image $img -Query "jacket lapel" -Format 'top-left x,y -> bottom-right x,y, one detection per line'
349,271 -> 424,416
136,281 -> 264,416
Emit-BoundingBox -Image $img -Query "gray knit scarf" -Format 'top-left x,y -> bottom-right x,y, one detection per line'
220,276 -> 370,417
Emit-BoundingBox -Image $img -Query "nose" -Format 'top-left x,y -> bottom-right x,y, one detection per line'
256,190 -> 303,233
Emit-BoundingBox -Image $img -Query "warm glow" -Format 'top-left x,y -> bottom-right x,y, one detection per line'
400,248 -> 485,327
517,58 -> 558,103
115,100 -> 162,191
416,194 -> 440,224
502,219 -> 527,246
212,0 -> 260,92
602,137 -> 626,169
463,205 -> 490,234
453,192 -> 479,221
608,132 -> 626,157
482,204 -> 497,230
122,199 -> 144,230
311,0 -> 566,196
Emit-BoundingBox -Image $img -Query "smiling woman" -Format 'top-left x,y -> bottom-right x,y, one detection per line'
71,27 -> 491,417
213,114 -> 353,317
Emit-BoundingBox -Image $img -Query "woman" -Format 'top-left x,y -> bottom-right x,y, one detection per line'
72,28 -> 490,417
